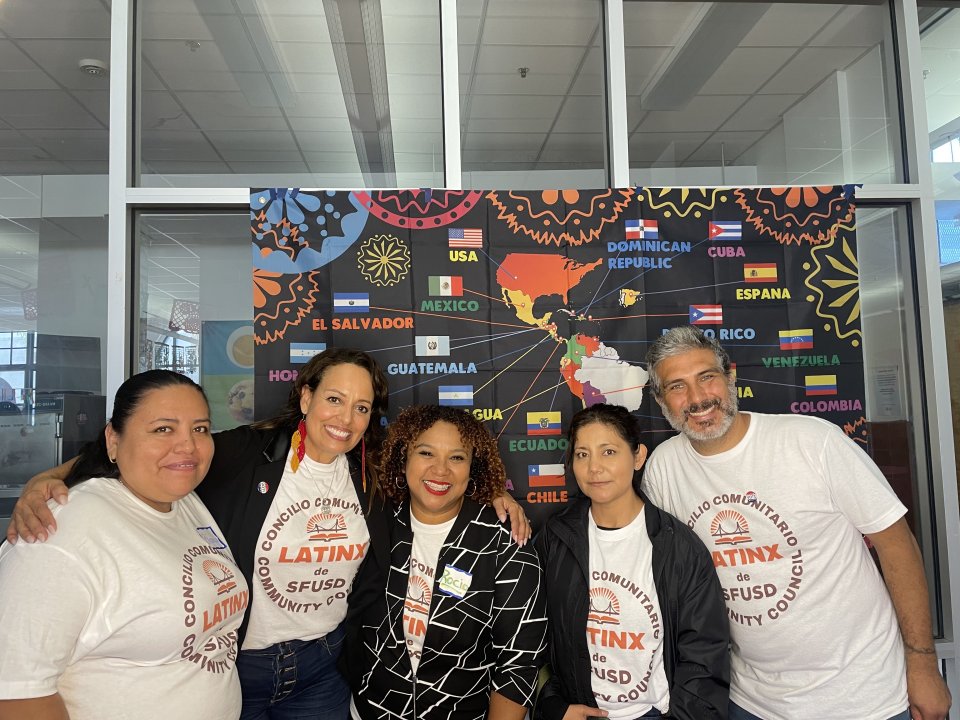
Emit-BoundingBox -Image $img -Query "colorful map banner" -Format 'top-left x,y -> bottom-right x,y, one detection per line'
250,186 -> 864,527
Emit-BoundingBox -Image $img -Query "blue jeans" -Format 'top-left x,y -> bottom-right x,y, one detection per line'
729,701 -> 910,720
237,623 -> 349,720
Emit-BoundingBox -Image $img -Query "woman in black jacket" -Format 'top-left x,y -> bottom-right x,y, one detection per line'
535,403 -> 728,720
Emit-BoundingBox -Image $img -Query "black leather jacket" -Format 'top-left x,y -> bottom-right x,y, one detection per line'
533,494 -> 729,720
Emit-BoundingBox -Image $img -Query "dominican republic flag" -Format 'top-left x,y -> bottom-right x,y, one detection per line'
625,219 -> 658,240
689,305 -> 723,325
415,335 -> 450,356
333,292 -> 369,313
438,385 -> 473,406
526,411 -> 561,436
708,221 -> 742,240
528,464 -> 565,488
779,329 -> 814,350
428,276 -> 463,296
290,342 -> 327,364
743,263 -> 778,283
805,375 -> 837,396
448,228 -> 483,248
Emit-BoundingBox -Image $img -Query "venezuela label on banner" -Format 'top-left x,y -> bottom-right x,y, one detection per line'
249,186 -> 865,528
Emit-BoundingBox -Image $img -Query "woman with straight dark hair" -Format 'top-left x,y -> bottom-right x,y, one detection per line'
0,370 -> 247,720
535,403 -> 729,720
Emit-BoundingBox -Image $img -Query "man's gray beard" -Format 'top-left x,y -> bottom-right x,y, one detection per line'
660,383 -> 739,443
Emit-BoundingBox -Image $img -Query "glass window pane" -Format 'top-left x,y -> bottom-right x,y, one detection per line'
458,0 -> 606,189
625,1 -> 903,185
136,212 -> 253,432
138,0 -> 442,189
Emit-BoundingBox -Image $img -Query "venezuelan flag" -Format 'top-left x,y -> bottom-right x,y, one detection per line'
779,329 -> 814,350
805,375 -> 837,396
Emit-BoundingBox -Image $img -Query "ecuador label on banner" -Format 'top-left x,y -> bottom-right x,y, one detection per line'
250,186 -> 864,528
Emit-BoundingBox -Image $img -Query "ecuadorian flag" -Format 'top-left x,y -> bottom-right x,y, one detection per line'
526,411 -> 561,436
528,464 -> 565,488
805,375 -> 837,396
779,329 -> 814,351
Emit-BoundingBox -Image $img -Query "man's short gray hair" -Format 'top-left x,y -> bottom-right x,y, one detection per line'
645,326 -> 732,398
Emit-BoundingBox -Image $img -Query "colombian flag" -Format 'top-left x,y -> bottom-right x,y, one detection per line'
526,411 -> 561,436
805,375 -> 837,396
743,263 -> 778,283
779,329 -> 814,351
528,464 -> 565,488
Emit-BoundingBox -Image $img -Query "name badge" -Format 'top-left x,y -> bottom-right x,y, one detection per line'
438,565 -> 472,599
196,525 -> 227,549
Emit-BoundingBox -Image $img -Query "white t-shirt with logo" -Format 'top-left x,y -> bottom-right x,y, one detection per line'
587,509 -> 670,719
0,477 -> 247,720
643,412 -> 908,720
403,515 -> 456,672
244,451 -> 370,650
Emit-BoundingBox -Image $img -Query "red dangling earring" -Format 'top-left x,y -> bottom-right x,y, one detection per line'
290,417 -> 307,472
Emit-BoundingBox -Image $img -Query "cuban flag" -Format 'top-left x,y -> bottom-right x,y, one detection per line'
805,375 -> 838,396
333,292 -> 369,313
290,343 -> 327,364
528,464 -> 565,488
709,221 -> 742,240
438,385 -> 473,406
689,305 -> 723,325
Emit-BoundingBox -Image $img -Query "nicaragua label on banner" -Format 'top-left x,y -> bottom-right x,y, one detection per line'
249,186 -> 865,528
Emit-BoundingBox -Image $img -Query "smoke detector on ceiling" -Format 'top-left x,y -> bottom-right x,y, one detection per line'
78,58 -> 108,77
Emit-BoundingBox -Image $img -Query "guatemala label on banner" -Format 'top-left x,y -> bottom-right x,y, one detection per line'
249,186 -> 865,528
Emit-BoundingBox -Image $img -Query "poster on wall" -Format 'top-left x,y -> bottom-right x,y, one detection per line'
200,320 -> 255,431
250,186 -> 864,526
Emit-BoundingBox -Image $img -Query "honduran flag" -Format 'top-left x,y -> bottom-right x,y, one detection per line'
438,385 -> 473,406
428,276 -> 463,296
528,464 -> 566,488
526,411 -> 561,436
689,304 -> 723,325
333,292 -> 369,313
779,329 -> 814,351
805,375 -> 837,396
290,342 -> 327,364
708,221 -> 742,240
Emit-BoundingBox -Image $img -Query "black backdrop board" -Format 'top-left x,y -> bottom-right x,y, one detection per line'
250,186 -> 865,528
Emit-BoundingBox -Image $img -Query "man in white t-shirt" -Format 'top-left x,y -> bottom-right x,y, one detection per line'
640,325 -> 950,720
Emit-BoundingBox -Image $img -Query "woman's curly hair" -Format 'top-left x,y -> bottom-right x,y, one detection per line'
378,405 -> 506,507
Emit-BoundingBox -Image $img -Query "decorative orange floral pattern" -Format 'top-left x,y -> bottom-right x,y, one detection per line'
735,186 -> 854,246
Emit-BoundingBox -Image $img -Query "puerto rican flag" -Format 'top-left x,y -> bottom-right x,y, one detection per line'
689,304 -> 723,325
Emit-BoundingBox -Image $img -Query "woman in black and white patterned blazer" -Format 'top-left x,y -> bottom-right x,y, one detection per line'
344,405 -> 547,720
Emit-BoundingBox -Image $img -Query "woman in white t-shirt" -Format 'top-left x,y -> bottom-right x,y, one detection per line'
345,405 -> 547,720
534,403 -> 729,720
0,370 -> 248,720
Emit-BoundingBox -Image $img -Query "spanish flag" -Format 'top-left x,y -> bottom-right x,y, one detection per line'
743,263 -> 778,283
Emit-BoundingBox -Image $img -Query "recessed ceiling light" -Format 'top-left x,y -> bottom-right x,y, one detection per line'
78,58 -> 108,77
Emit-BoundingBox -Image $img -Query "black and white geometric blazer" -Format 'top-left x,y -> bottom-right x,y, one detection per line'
348,499 -> 547,719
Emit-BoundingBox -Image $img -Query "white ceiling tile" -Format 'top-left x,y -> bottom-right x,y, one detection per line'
141,13 -> 215,41
258,15 -> 330,44
484,0 -> 600,22
164,71 -> 243,93
227,161 -> 309,173
388,94 -> 441,120
142,39 -> 232,75
16,39 -> 111,91
700,48 -> 796,95
467,117 -> 553,133
176,91 -> 288,131
244,0 -> 327,17
472,73 -> 578,96
721,94 -> 801,133
301,152 -> 362,172
293,131 -> 360,152
0,0 -> 109,39
474,45 -> 586,78
0,70 -> 59,91
388,74 -> 444,96
479,17 -> 597,47
288,116 -> 359,132
763,47 -> 867,95
382,44 -> 441,72
0,91 -> 102,130
0,41 -> 44,71
279,93 -> 350,118
683,131 -> 765,164
622,2 -> 704,47
552,97 -> 604,133
141,131 -> 222,161
457,16 -> 482,51
283,73 -> 344,94
140,92 -> 197,131
462,132 -> 547,151
465,94 -> 563,120
390,117 -> 442,134
381,15 -> 441,44
205,130 -> 297,153
740,5 -> 839,47
274,42 -> 338,71
810,5 -> 889,48
636,95 -> 748,133
624,47 -> 673,95
21,130 -> 107,161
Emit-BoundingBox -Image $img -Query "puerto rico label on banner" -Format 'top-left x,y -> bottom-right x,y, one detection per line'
250,186 -> 865,528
